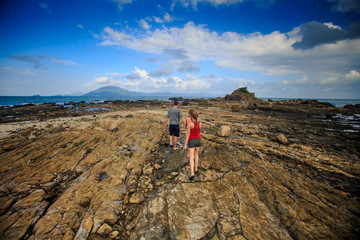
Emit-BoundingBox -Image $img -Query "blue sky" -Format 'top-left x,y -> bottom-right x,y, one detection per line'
0,0 -> 359,98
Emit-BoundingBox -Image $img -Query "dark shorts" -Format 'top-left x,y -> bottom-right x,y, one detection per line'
188,138 -> 202,148
169,124 -> 180,137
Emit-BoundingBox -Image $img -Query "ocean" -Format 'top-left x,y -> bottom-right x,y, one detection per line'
0,96 -> 360,108
0,96 -> 172,107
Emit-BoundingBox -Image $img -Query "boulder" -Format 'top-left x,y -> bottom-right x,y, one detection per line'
218,125 -> 230,137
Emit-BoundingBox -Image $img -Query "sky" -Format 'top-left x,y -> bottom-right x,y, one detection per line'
0,0 -> 360,98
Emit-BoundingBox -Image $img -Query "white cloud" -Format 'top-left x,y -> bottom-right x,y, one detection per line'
50,57 -> 77,65
91,67 -> 213,92
345,70 -> 360,80
92,76 -> 122,85
163,13 -> 173,23
154,13 -> 175,24
94,77 -> 111,83
106,72 -> 122,76
320,76 -> 339,84
77,24 -> 84,29
171,0 -> 275,10
111,0 -> 133,9
283,75 -> 308,85
323,22 -> 342,30
34,55 -> 79,66
99,21 -> 360,77
134,67 -> 148,79
0,67 -> 38,75
97,21 -> 360,97
125,81 -> 141,87
139,19 -> 151,30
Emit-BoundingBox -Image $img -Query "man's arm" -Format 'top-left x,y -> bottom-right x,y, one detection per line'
164,117 -> 169,129
181,117 -> 186,125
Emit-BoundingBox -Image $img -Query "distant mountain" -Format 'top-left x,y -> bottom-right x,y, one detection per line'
82,86 -> 221,98
83,86 -> 139,97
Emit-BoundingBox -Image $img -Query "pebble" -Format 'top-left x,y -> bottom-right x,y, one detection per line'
154,163 -> 162,169
109,231 -> 120,239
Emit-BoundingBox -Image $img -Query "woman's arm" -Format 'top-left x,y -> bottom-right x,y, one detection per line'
184,123 -> 193,149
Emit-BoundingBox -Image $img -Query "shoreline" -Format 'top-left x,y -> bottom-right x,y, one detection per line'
1,95 -> 360,108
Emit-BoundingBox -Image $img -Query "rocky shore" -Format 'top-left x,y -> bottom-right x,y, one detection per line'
0,97 -> 359,240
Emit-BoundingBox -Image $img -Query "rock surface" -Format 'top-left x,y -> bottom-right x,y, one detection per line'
0,99 -> 359,240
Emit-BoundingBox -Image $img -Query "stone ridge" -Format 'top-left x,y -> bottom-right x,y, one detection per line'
0,100 -> 359,239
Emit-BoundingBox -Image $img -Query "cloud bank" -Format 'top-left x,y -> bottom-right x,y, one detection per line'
99,21 -> 360,76
94,20 -> 360,97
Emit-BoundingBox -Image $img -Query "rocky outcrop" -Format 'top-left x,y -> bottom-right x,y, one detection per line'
0,100 -> 359,239
225,87 -> 257,101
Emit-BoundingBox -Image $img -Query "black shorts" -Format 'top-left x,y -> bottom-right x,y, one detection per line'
188,138 -> 202,148
169,124 -> 180,137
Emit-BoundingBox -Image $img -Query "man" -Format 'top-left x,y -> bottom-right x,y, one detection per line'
164,101 -> 185,150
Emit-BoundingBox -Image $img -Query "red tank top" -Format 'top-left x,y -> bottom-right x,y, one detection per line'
189,121 -> 201,141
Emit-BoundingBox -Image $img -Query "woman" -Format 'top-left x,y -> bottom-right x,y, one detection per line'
184,109 -> 202,181
185,109 -> 194,158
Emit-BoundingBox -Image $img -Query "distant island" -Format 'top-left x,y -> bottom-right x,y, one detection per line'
82,86 -> 142,97
79,86 -> 219,98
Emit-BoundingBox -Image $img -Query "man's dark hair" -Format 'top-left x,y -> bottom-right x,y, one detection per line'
174,101 -> 179,106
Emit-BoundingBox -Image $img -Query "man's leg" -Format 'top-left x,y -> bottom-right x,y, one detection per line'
174,137 -> 178,150
169,135 -> 173,146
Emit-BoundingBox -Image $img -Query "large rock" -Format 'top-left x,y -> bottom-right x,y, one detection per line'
225,87 -> 257,101
218,125 -> 231,137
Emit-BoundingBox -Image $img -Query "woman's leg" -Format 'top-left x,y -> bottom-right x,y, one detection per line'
194,147 -> 200,172
189,147 -> 195,177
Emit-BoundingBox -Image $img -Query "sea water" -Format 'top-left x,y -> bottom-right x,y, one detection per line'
0,95 -> 173,107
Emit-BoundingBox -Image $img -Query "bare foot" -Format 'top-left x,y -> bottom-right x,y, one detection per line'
173,147 -> 178,150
